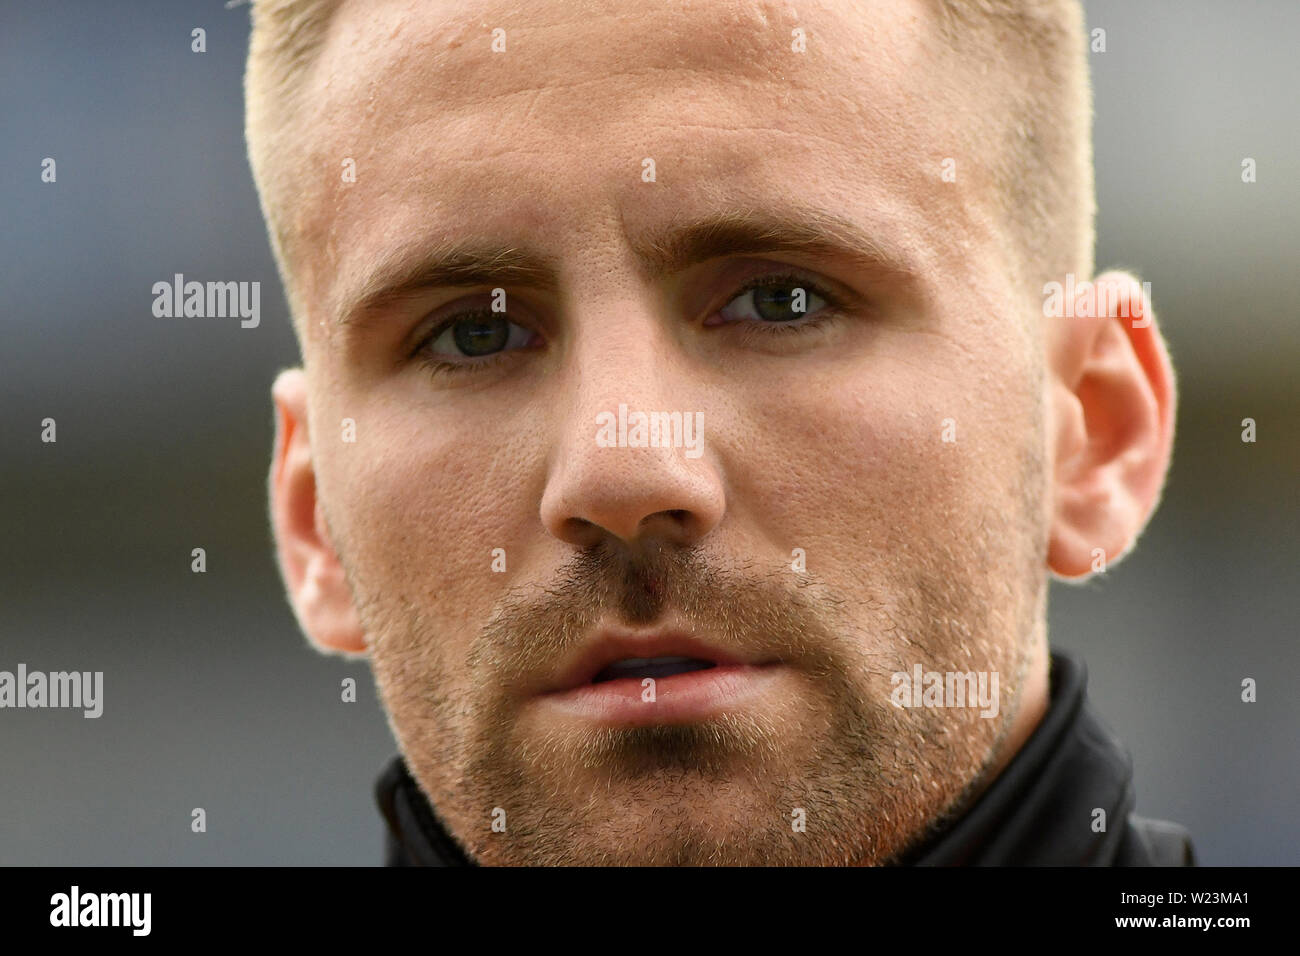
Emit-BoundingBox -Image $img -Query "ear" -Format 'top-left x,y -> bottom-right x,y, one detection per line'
268,368 -> 368,654
1045,270 -> 1177,579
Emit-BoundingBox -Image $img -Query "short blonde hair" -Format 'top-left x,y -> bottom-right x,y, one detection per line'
245,0 -> 1094,326
244,0 -> 341,323
935,0 -> 1096,292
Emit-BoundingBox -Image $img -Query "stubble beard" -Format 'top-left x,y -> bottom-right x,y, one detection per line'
356,529 -> 1039,865
339,374 -> 1047,865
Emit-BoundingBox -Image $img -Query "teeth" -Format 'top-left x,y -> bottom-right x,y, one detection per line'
591,656 -> 717,684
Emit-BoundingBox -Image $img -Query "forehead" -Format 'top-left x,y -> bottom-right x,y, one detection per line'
292,0 -> 999,331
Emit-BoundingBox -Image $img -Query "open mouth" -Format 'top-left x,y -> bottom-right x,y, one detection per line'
589,656 -> 718,684
538,634 -> 783,723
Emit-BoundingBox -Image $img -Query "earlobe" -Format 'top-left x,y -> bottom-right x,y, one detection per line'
268,368 -> 368,654
1046,271 -> 1177,580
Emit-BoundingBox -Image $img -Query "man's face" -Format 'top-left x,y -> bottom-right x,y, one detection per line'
285,0 -> 1053,864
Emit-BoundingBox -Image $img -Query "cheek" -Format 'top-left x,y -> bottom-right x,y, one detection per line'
725,330 -> 1034,562
314,396 -> 540,639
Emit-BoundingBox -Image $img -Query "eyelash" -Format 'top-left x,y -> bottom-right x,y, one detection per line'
722,270 -> 844,339
413,270 -> 845,378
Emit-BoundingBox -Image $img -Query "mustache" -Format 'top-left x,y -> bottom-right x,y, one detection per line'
470,539 -> 849,690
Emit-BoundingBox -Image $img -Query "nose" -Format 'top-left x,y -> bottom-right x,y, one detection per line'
539,316 -> 725,552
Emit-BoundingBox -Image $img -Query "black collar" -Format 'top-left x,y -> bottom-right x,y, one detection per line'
375,650 -> 1194,866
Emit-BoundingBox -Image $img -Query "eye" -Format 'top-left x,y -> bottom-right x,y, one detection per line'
715,273 -> 834,326
422,310 -> 538,360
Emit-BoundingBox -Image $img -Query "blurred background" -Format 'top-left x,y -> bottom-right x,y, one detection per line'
1,0 -> 1296,865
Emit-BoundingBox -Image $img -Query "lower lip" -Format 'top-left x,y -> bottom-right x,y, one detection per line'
535,663 -> 785,726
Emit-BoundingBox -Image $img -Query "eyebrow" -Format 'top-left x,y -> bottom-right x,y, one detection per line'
336,207 -> 917,327
338,242 -> 561,327
627,207 -> 917,285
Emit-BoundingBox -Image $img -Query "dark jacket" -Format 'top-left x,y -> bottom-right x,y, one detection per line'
376,650 -> 1196,866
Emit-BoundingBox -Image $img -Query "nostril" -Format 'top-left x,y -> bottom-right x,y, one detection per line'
560,517 -> 605,548
635,509 -> 695,539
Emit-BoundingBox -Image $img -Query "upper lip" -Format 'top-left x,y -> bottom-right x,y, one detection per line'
542,628 -> 767,694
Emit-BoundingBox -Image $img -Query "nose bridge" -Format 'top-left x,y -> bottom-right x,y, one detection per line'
540,290 -> 723,549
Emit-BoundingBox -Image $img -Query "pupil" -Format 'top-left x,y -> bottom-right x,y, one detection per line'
753,285 -> 805,322
453,315 -> 509,355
